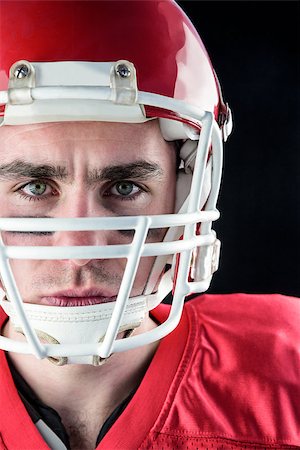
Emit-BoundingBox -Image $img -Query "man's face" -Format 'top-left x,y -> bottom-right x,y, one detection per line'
0,120 -> 176,306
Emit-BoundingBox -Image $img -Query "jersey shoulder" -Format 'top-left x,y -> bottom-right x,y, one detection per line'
186,292 -> 300,332
143,293 -> 300,449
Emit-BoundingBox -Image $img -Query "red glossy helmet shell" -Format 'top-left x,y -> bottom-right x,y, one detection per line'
0,0 -> 221,120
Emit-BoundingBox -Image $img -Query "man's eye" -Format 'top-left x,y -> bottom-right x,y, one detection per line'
17,180 -> 56,201
110,181 -> 140,198
23,181 -> 48,196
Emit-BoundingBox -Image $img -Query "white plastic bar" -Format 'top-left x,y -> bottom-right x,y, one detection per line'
31,86 -> 111,101
199,121 -> 223,238
3,233 -> 216,260
110,211 -> 202,354
138,92 -> 206,122
112,254 -> 193,353
110,259 -> 210,354
0,210 -> 218,232
0,245 -> 46,359
0,335 -> 32,354
188,112 -> 213,214
0,87 -> 207,121
100,217 -> 151,358
0,334 -> 98,356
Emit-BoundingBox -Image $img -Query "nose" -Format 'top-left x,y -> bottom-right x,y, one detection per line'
53,228 -> 109,267
52,193 -> 112,266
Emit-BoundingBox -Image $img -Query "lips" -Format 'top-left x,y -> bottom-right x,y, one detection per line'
41,289 -> 117,307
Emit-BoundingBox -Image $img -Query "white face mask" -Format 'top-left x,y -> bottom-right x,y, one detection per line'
0,60 -> 231,365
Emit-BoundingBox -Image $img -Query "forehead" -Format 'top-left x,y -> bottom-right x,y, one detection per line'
0,120 -> 170,163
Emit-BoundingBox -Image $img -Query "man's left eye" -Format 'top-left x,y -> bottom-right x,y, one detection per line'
110,181 -> 140,197
23,181 -> 48,196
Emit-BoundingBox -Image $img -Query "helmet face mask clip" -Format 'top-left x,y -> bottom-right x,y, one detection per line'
0,0 -> 232,365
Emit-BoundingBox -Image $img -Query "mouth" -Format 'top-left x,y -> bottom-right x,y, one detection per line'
41,289 -> 117,307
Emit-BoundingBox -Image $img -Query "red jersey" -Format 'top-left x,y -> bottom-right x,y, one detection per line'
0,293 -> 299,449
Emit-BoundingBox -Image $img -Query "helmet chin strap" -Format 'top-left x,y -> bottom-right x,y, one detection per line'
0,295 -> 149,366
0,271 -> 171,366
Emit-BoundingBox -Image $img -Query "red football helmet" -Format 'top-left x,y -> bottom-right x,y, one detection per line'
0,0 -> 232,364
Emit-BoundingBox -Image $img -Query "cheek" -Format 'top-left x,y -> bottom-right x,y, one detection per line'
2,258 -> 41,301
132,256 -> 156,295
157,173 -> 177,215
2,232 -> 53,247
5,258 -> 153,299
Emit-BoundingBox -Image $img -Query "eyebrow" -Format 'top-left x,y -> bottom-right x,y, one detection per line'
0,159 -> 163,183
88,161 -> 163,184
0,160 -> 67,181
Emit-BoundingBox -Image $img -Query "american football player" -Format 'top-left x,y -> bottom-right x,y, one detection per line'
0,1 -> 299,449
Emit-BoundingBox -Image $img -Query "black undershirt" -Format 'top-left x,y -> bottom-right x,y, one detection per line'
7,357 -> 135,449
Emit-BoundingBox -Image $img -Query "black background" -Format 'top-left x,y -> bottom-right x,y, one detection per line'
177,1 -> 299,297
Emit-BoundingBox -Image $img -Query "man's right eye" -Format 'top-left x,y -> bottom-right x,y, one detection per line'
16,180 -> 58,201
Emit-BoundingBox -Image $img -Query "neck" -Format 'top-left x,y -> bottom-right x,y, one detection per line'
4,317 -> 158,448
